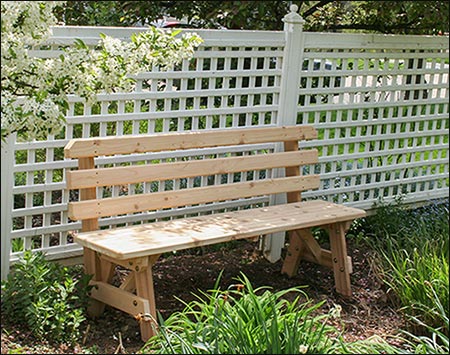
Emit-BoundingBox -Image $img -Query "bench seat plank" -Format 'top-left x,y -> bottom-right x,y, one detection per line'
74,200 -> 365,260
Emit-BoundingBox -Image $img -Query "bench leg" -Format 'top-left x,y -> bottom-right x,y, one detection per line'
84,248 -> 115,317
328,223 -> 352,297
282,229 -> 323,277
134,260 -> 158,342
281,230 -> 306,277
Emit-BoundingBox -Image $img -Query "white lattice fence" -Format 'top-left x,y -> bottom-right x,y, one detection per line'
5,27 -> 286,269
297,32 -> 449,209
1,10 -> 449,278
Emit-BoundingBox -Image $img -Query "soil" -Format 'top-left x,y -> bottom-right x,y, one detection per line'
1,238 -> 406,354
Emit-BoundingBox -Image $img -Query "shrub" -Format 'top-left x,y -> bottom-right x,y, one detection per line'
141,273 -> 401,354
354,197 -> 449,350
1,250 -> 92,345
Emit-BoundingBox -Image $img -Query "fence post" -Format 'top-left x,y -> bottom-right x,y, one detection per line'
263,5 -> 305,263
1,133 -> 16,280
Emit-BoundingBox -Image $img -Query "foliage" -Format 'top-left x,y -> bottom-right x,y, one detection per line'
55,1 -> 449,34
355,198 -> 449,350
141,272 -> 402,354
1,1 -> 202,141
402,287 -> 449,354
1,251 -> 92,345
304,1 -> 449,34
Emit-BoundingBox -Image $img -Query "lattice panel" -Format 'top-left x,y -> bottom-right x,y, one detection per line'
298,34 -> 449,208
9,29 -> 285,262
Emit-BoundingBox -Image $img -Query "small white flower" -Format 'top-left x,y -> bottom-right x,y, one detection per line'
330,303 -> 342,319
1,1 -> 202,141
299,344 -> 308,354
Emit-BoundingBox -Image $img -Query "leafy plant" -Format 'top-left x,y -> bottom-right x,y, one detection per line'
402,285 -> 449,354
354,197 -> 449,349
1,251 -> 92,345
141,272 -> 401,354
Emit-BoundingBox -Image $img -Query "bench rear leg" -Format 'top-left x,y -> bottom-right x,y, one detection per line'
281,230 -> 306,277
134,260 -> 158,342
328,222 -> 352,297
282,228 -> 324,277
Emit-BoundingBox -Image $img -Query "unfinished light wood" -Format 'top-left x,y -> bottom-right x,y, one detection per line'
283,140 -> 303,203
68,175 -> 320,220
78,157 -> 98,232
66,150 -> 318,189
89,280 -> 151,316
301,248 -> 353,274
99,254 -> 148,270
282,229 -> 322,277
119,272 -> 136,293
73,200 -> 366,260
77,157 -> 106,317
64,125 -> 317,158
280,229 -> 307,277
135,266 -> 158,341
329,222 -> 352,297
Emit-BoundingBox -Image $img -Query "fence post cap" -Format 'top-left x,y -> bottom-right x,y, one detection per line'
283,4 -> 305,24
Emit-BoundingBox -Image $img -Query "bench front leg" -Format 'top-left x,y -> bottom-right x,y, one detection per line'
134,256 -> 159,342
84,247 -> 115,317
328,222 -> 352,297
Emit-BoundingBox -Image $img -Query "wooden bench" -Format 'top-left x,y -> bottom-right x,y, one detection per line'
64,125 -> 366,342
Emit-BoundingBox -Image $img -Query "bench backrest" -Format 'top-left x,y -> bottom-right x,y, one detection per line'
64,125 -> 319,232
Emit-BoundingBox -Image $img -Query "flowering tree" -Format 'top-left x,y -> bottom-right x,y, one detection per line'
1,1 -> 203,141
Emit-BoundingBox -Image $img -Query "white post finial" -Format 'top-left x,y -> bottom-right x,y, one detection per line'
283,3 -> 305,25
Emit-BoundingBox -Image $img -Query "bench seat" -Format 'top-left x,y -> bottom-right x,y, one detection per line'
74,200 -> 365,260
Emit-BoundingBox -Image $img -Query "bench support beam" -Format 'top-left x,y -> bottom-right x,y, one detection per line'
90,281 -> 151,317
281,230 -> 307,276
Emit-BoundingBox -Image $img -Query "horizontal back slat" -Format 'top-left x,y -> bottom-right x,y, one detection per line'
66,150 -> 318,189
68,175 -> 320,220
64,126 -> 317,158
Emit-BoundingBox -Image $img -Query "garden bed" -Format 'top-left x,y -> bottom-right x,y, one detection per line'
1,237 -> 406,354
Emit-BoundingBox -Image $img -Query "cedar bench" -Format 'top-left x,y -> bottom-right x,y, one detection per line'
64,125 -> 366,342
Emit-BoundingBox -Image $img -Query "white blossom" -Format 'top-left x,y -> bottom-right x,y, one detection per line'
299,344 -> 308,354
1,1 -> 203,141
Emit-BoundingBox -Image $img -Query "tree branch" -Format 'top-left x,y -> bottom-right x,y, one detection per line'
302,0 -> 335,18
328,19 -> 419,33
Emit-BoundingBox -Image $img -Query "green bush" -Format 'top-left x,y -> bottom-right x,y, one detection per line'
141,273 -> 401,354
1,251 -> 92,345
354,198 -> 449,352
